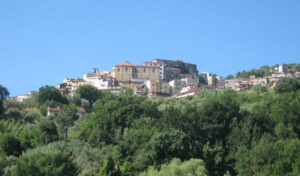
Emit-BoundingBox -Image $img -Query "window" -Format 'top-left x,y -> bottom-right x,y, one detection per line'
144,68 -> 146,72
118,68 -> 120,72
152,68 -> 155,72
125,67 -> 128,71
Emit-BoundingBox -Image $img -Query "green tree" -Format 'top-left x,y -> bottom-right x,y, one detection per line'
98,154 -> 120,176
33,121 -> 59,146
37,85 -> 68,105
24,110 -> 40,123
0,85 -> 9,117
0,134 -> 22,156
274,77 -> 300,93
225,74 -> 234,79
11,145 -> 77,176
55,105 -> 79,139
139,158 -> 208,176
198,75 -> 206,86
148,130 -> 189,166
75,85 -> 102,109
4,108 -> 23,120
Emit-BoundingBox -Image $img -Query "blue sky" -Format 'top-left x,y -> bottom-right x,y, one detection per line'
1,0 -> 300,96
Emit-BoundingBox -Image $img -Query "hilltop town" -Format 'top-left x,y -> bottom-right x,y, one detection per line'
1,60 -> 300,176
8,59 -> 300,101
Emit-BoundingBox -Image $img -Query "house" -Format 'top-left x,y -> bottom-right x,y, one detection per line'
168,79 -> 186,95
76,107 -> 86,118
47,106 -> 61,117
83,68 -> 115,90
146,80 -> 171,97
181,78 -> 199,87
175,87 -> 202,98
56,78 -> 88,96
47,106 -> 86,118
202,72 -> 218,86
119,80 -> 147,96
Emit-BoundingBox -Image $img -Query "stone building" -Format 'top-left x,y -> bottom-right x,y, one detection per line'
112,61 -> 160,82
144,59 -> 199,81
56,78 -> 88,96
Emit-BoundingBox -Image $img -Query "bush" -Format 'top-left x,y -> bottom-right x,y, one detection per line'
0,134 -> 23,156
139,158 -> 208,176
252,85 -> 268,93
4,108 -> 24,120
24,111 -> 40,123
11,149 -> 77,176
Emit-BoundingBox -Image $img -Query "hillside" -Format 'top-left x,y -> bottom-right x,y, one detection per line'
0,77 -> 300,176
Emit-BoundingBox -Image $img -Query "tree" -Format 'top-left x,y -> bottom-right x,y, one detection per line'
37,85 -> 68,106
139,158 -> 208,176
148,130 -> 189,166
98,154 -> 120,176
55,105 -> 79,139
198,75 -> 206,86
24,110 -> 40,123
0,85 -> 9,117
234,134 -> 276,176
11,144 -> 78,176
33,121 -> 59,146
0,134 -> 22,156
225,74 -> 234,79
274,77 -> 300,93
4,108 -> 23,120
75,85 -> 102,109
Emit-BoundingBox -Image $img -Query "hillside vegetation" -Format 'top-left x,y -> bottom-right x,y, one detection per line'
235,63 -> 300,78
0,77 -> 300,176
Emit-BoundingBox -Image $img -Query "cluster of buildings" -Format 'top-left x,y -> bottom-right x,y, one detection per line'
55,60 -> 300,98
55,59 -> 203,98
8,62 -> 300,103
223,65 -> 300,91
5,91 -> 37,102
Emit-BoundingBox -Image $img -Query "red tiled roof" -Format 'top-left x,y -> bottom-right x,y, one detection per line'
47,106 -> 61,112
77,107 -> 86,113
115,61 -> 133,66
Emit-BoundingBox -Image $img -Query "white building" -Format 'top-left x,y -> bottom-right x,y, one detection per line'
168,80 -> 186,95
202,72 -> 218,86
181,78 -> 199,87
83,68 -> 115,90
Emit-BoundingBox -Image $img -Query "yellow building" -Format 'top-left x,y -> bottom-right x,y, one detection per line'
112,61 -> 160,82
146,80 -> 170,97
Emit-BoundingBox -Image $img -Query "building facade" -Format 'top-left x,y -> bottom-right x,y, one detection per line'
112,61 -> 160,82
144,59 -> 199,81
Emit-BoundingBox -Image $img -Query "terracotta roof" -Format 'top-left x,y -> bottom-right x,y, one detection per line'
47,106 -> 61,112
115,61 -> 133,66
77,107 -> 86,113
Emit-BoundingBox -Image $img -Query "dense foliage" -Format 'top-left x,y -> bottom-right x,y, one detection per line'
0,85 -> 9,117
0,77 -> 300,175
235,63 -> 300,78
